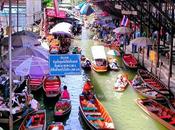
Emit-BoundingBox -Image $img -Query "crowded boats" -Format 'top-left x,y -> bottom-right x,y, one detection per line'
0,0 -> 175,130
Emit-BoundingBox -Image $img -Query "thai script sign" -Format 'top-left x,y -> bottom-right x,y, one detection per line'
49,54 -> 81,76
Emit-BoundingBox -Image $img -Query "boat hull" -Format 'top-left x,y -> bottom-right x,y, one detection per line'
18,109 -> 46,130
92,62 -> 108,72
122,54 -> 138,69
136,99 -> 175,130
54,99 -> 71,119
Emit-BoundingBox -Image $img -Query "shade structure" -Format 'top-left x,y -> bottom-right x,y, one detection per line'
5,56 -> 49,77
12,46 -> 49,60
130,37 -> 153,47
91,46 -> 106,60
107,50 -> 120,56
0,35 -> 41,48
113,27 -> 132,34
49,22 -> 72,36
12,30 -> 40,39
80,3 -> 94,16
94,20 -> 106,25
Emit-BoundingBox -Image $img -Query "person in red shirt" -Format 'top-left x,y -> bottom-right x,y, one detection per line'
61,85 -> 70,100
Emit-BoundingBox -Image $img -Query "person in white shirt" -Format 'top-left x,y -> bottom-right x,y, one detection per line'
28,94 -> 40,111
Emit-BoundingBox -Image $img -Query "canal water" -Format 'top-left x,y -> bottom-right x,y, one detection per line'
4,25 -> 167,130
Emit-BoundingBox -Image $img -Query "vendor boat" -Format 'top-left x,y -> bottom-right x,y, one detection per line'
54,99 -> 71,119
47,122 -> 64,130
81,55 -> 91,70
19,109 -> 46,130
114,74 -> 128,92
138,69 -> 174,99
122,54 -> 138,69
136,98 -> 175,130
43,76 -> 61,97
91,46 -> 108,72
27,75 -> 44,91
79,82 -> 115,130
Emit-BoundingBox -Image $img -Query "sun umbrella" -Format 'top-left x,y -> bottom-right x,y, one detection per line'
12,30 -> 40,39
14,56 -> 49,77
4,56 -> 49,76
113,27 -> 132,34
103,23 -> 116,29
107,50 -> 120,56
130,37 -> 153,47
49,22 -> 72,36
94,20 -> 106,25
80,3 -> 94,16
12,46 -> 49,60
0,35 -> 41,48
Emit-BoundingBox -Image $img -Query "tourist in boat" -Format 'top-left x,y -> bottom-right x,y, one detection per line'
61,85 -> 70,100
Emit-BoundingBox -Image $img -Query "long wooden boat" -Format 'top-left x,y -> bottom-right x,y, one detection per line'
43,76 -> 61,97
91,46 -> 108,72
122,54 -> 138,69
79,82 -> 115,130
130,75 -> 165,99
114,74 -> 128,92
54,99 -> 71,118
138,69 -> 174,98
136,98 -> 175,130
27,75 -> 44,91
19,109 -> 46,130
47,122 -> 64,130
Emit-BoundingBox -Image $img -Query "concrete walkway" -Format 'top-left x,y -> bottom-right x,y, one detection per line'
126,44 -> 175,94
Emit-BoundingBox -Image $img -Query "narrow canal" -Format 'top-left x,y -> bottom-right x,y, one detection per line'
11,27 -> 168,130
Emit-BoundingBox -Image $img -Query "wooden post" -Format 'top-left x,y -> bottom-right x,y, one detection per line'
8,0 -> 13,129
167,6 -> 174,89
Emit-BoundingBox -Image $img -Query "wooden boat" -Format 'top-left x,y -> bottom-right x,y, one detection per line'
122,54 -> 138,69
138,69 -> 174,98
43,76 -> 61,97
79,83 -> 115,130
130,75 -> 165,99
136,98 -> 175,130
47,122 -> 64,130
114,74 -> 128,92
91,46 -> 108,72
27,75 -> 44,91
19,109 -> 46,130
81,55 -> 91,70
54,99 -> 71,118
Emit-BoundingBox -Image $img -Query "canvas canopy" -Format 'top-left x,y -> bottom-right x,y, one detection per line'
91,46 -> 106,60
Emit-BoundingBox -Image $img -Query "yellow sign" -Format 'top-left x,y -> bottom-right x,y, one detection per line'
149,50 -> 157,63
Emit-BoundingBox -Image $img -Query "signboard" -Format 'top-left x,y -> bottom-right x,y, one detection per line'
49,54 -> 81,76
149,50 -> 157,63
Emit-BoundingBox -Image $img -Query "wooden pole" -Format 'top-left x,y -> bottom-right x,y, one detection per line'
167,7 -> 174,89
8,0 -> 13,129
17,0 -> 19,32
